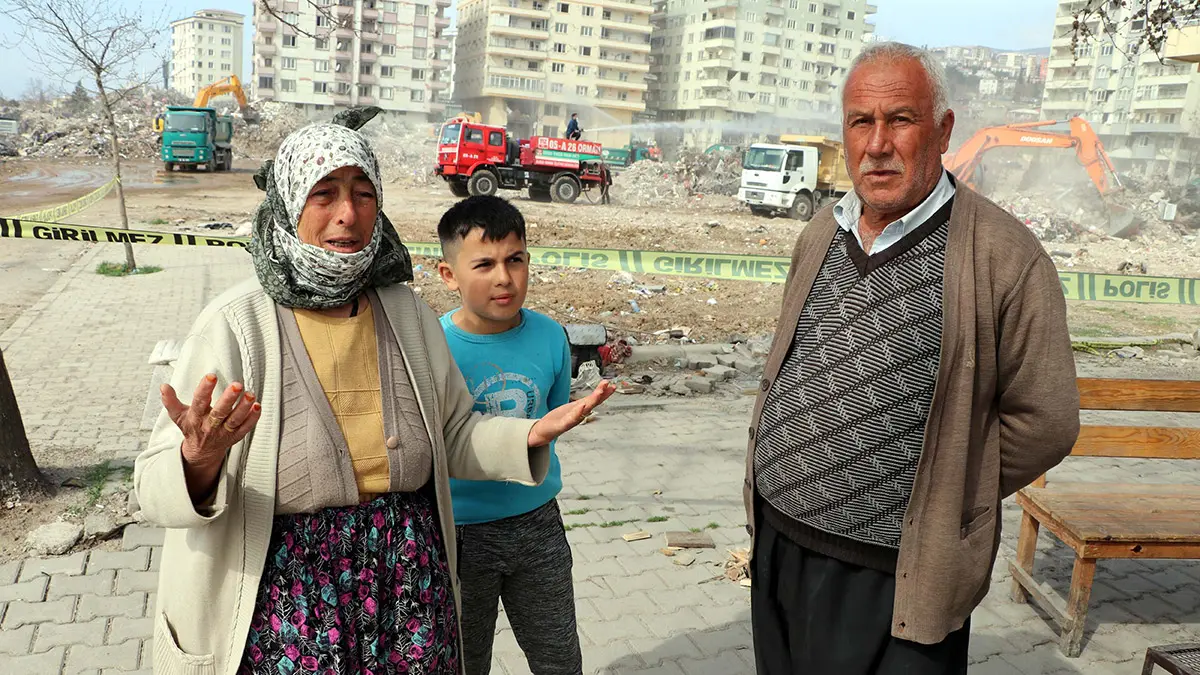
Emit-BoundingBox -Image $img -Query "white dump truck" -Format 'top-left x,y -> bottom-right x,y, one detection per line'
737,135 -> 853,221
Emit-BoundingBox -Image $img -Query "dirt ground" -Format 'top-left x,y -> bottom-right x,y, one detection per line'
3,157 -> 1197,344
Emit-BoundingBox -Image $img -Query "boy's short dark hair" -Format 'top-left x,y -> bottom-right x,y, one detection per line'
437,195 -> 526,256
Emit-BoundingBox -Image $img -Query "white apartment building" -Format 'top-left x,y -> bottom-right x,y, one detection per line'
1043,0 -> 1200,179
647,0 -> 877,151
170,9 -> 246,98
252,0 -> 453,121
453,0 -> 654,150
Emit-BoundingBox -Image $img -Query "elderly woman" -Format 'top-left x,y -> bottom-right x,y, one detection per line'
134,109 -> 613,675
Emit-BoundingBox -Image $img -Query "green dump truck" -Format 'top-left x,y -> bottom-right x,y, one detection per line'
160,106 -> 234,172
600,142 -> 662,168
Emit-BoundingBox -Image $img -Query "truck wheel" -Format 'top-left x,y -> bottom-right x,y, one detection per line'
788,193 -> 814,221
449,180 -> 469,198
467,170 -> 498,197
749,206 -> 771,217
550,175 -> 580,204
528,185 -> 552,202
164,162 -> 174,172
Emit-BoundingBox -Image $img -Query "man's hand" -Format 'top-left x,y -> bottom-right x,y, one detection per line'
528,381 -> 615,447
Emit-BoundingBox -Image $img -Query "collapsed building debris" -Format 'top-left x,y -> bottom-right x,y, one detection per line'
610,149 -> 743,208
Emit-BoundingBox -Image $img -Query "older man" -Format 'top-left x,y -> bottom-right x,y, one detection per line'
743,42 -> 1080,674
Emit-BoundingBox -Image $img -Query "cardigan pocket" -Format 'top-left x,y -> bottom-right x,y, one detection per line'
154,611 -> 217,675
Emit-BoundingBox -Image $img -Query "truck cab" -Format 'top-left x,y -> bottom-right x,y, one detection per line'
738,136 -> 851,221
160,106 -> 234,172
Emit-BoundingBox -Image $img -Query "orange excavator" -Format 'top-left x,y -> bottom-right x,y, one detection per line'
153,75 -> 259,132
942,116 -> 1134,233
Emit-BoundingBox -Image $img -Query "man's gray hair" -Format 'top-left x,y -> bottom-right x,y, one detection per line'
846,42 -> 949,124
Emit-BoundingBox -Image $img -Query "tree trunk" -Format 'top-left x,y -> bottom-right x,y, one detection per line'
95,74 -> 137,271
0,348 -> 47,502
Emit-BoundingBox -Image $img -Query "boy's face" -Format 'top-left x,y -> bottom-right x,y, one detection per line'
438,230 -> 529,334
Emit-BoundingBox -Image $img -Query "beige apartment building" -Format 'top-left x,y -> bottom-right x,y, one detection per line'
1043,0 -> 1200,180
170,9 -> 246,98
251,0 -> 453,121
647,0 -> 876,151
453,0 -> 654,150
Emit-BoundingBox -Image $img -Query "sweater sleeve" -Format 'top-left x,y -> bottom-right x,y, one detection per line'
996,253 -> 1081,498
420,302 -> 546,485
134,322 -> 243,529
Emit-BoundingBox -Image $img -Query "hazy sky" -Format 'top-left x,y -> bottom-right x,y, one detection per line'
0,0 -> 1059,98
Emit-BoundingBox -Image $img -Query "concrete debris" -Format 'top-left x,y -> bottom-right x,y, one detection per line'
83,513 -> 130,541
684,376 -> 715,393
25,521 -> 83,555
610,150 -> 743,207
664,530 -> 716,549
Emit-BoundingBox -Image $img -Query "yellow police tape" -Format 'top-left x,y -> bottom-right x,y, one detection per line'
14,177 -> 119,223
1,217 -> 1197,305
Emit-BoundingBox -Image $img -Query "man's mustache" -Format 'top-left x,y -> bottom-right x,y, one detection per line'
860,158 -> 905,173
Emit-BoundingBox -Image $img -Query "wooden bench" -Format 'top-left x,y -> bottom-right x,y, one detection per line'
1010,377 -> 1200,657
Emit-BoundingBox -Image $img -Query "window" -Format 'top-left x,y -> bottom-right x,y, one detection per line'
761,93 -> 772,105
281,79 -> 296,93
742,51 -> 751,62
576,84 -> 588,95
412,47 -> 426,59
208,49 -> 214,56
581,46 -> 591,56
582,6 -> 593,16
743,32 -> 754,42
1101,44 -> 1114,56
555,23 -> 567,33
411,89 -> 425,102
263,57 -> 273,67
380,86 -> 394,99
787,20 -> 797,29
412,68 -> 426,80
360,63 -> 372,75
783,58 -> 793,68
528,60 -> 540,70
361,42 -> 373,53
554,43 -> 566,53
382,44 -> 396,56
542,125 -> 559,137
842,48 -> 851,58
283,35 -> 297,47
602,9 -> 611,20
221,63 -> 231,71
557,2 -> 569,12
315,60 -> 330,72
314,81 -> 329,94
745,12 -> 757,21
581,26 -> 593,36
415,26 -> 428,38
551,82 -> 564,93
809,3 -> 817,12
785,38 -> 795,49
381,65 -> 394,77
845,30 -> 853,40
740,72 -> 749,81
224,25 -> 232,33
552,62 -> 565,73
806,22 -> 815,32
221,38 -> 231,45
317,14 -> 329,28
358,84 -> 372,97
545,104 -> 561,115
281,57 -> 297,69
415,4 -> 429,16
577,65 -> 588,75
258,76 -> 274,89
847,10 -> 855,20
1131,18 -> 1145,31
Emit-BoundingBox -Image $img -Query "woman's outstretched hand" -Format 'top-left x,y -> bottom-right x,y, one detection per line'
160,374 -> 262,501
527,381 -> 616,448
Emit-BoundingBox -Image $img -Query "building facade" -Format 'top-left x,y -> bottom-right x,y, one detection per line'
453,0 -> 654,150
170,9 -> 246,98
1043,0 -> 1200,179
251,0 -> 453,121
647,0 -> 876,151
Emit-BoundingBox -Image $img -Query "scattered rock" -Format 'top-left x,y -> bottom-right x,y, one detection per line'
83,513 -> 129,541
702,364 -> 737,381
668,382 -> 692,396
673,553 -> 697,566
622,531 -> 651,542
716,354 -> 738,368
684,376 -> 715,394
689,357 -> 717,369
1110,346 -> 1145,359
664,530 -> 716,549
26,522 -> 83,555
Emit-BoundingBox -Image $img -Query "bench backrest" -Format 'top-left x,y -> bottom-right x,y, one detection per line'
1072,378 -> 1200,460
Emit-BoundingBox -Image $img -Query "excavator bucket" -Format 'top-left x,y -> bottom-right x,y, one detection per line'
1103,202 -> 1140,238
242,108 -> 261,125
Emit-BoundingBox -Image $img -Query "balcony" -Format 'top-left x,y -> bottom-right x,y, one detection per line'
335,27 -> 354,39
334,70 -> 352,82
700,57 -> 735,71
600,37 -> 651,54
430,80 -> 450,90
696,96 -> 730,109
362,6 -> 380,19
361,50 -> 379,62
256,20 -> 277,33
487,41 -> 547,58
359,73 -> 377,84
703,0 -> 739,8
765,0 -> 785,14
258,43 -> 277,55
597,56 -> 650,72
597,77 -> 649,92
362,29 -> 381,41
1045,78 -> 1089,89
602,19 -> 653,35
258,89 -> 276,100
334,5 -> 355,18
488,63 -> 547,78
595,96 -> 644,112
432,57 -> 451,69
1131,122 -> 1184,133
604,0 -> 655,15
488,23 -> 550,40
1133,97 -> 1188,110
865,2 -> 877,12
1107,144 -> 1162,161
495,5 -> 551,20
1140,72 -> 1193,86
435,16 -> 451,29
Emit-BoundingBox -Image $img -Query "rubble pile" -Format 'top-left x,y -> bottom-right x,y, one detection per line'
233,101 -> 306,159
611,149 -> 743,208
361,122 -> 438,186
11,89 -> 180,160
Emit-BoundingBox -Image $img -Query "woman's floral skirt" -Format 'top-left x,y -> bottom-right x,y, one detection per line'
239,490 -> 459,674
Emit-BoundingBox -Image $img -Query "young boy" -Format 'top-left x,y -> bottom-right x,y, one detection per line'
436,195 -> 582,675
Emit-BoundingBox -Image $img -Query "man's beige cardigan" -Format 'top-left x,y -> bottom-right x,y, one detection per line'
134,279 -> 545,675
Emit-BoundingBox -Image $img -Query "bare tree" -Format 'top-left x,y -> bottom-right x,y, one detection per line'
258,0 -> 337,39
21,78 -> 56,107
1069,1 -> 1200,60
0,349 -> 47,503
1,0 -> 166,272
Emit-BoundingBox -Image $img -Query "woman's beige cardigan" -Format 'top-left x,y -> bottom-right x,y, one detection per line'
134,279 -> 546,675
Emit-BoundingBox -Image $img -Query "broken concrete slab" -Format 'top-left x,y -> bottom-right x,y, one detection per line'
702,364 -> 737,380
26,522 -> 83,555
664,531 -> 716,549
684,377 -> 715,394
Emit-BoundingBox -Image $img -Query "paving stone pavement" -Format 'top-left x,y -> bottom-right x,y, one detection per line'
1,244 -> 1198,674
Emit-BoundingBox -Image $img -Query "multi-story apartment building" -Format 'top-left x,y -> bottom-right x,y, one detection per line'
251,0 -> 453,121
170,9 -> 245,98
453,0 -> 654,150
1043,0 -> 1200,179
647,0 -> 876,151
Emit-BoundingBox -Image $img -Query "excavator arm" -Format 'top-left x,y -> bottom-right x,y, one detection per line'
194,75 -> 259,123
942,116 -> 1121,196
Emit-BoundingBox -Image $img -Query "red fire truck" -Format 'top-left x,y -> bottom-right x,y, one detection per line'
434,119 -> 610,204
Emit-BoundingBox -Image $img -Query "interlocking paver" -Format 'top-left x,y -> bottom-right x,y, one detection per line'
2,597 -> 76,628
119,526 -> 163,551
0,576 -> 49,603
85,549 -> 150,574
34,618 -> 108,651
47,570 -> 116,600
106,617 -> 152,645
0,623 -> 35,655
76,593 -> 146,621
6,646 -> 67,675
114,570 -> 157,594
63,640 -> 141,674
678,650 -> 754,675
17,554 -> 88,582
0,560 -> 21,585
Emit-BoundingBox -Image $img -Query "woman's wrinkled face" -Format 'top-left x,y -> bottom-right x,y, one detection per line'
296,166 -> 378,253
